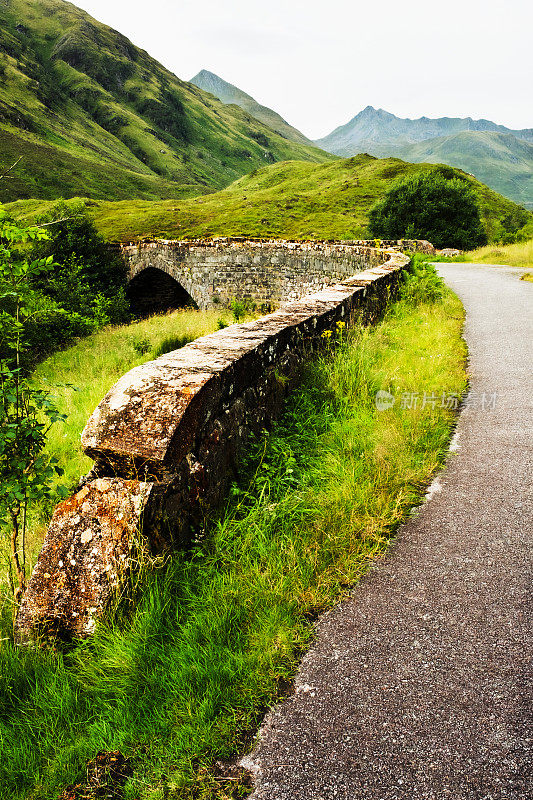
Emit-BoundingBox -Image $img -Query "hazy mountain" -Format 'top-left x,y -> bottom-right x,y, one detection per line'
315,107 -> 533,205
190,70 -> 313,146
0,0 -> 331,202
316,106 -> 533,155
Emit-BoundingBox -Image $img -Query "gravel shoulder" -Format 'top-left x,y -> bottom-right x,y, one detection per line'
241,263 -> 533,800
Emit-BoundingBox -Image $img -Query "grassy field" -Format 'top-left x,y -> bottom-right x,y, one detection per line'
0,263 -> 467,799
461,237 -> 533,268
6,155 -> 530,244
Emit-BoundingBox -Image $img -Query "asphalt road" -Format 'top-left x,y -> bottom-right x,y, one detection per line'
241,263 -> 532,800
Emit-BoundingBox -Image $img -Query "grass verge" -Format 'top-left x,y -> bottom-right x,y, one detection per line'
462,238 -> 533,268
0,263 -> 467,800
428,238 -> 533,269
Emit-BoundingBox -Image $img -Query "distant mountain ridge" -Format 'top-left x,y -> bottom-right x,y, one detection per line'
393,132 -> 533,210
315,106 -> 533,155
315,107 -> 533,207
190,70 -> 313,146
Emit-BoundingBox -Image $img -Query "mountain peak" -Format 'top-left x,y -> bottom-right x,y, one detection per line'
190,70 -> 314,146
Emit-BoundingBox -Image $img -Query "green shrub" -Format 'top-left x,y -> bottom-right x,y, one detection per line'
20,201 -> 131,359
368,172 -> 488,250
230,298 -> 247,322
401,255 -> 447,304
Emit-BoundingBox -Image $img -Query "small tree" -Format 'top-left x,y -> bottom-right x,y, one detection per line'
368,171 -> 488,250
35,201 -> 129,320
0,208 -> 65,603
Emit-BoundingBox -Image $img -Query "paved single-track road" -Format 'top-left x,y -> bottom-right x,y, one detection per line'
242,263 -> 532,799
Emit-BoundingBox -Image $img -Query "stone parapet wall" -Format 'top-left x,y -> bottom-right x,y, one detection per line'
16,249 -> 411,642
124,238 -> 433,310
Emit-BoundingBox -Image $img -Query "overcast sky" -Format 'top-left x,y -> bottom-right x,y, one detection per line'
73,0 -> 532,139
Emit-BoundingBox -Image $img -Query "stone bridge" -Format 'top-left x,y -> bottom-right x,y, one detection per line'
16,239 -> 433,642
124,237 -> 434,313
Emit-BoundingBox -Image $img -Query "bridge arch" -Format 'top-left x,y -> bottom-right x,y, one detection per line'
123,238 -> 435,314
127,265 -> 199,315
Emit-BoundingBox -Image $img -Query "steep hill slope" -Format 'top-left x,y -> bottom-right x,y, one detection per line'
190,70 -> 313,146
316,107 -> 533,205
8,155 -> 529,243
0,0 -> 331,202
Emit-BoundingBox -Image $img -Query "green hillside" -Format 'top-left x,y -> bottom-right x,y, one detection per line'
0,0 -> 331,202
190,69 -> 314,146
394,132 -> 533,209
315,107 -> 533,207
8,155 -> 530,243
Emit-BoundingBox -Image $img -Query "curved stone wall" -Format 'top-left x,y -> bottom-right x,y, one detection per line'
16,247 -> 411,642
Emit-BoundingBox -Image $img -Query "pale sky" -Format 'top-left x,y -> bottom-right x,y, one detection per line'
72,0 -> 532,139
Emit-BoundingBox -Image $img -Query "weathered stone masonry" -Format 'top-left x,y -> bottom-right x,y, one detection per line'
125,237 -> 433,312
16,244 -> 417,641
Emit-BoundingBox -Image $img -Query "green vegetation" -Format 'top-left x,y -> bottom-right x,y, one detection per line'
391,132 -> 533,211
368,172 -> 487,249
0,262 -> 467,799
314,106 -> 533,207
27,202 -> 130,359
0,202 -> 130,364
0,211 -> 66,604
6,156 -> 530,243
0,0 -> 331,203
190,70 -> 313,146
1,307 -> 236,577
461,237 -> 533,269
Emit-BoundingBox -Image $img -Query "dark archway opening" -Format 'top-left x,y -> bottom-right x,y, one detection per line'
127,268 -> 198,315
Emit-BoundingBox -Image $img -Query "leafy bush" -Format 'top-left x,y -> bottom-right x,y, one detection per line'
230,298 -> 247,322
23,202 -> 130,359
401,255 -> 447,304
0,210 -> 67,602
368,172 -> 488,250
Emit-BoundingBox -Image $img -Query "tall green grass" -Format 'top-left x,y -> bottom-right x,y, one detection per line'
427,237 -> 533,269
32,308 -> 232,491
0,308 -> 233,597
463,237 -> 533,268
0,265 -> 466,799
